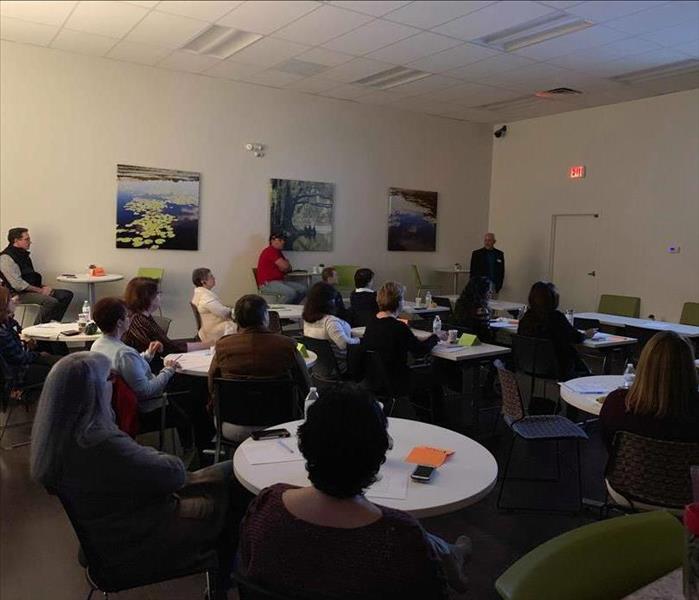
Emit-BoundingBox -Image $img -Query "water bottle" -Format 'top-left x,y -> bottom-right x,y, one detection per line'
432,314 -> 442,335
425,290 -> 432,308
82,300 -> 91,321
623,363 -> 635,389
304,387 -> 319,419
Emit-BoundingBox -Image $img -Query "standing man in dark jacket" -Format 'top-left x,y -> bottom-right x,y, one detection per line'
0,227 -> 73,322
469,232 -> 505,295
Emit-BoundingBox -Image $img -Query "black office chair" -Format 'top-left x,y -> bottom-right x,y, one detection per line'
235,571 -> 326,599
622,325 -> 657,362
511,335 -> 561,413
212,376 -> 299,462
300,336 -> 349,387
268,310 -> 282,334
0,354 -> 44,449
361,350 -> 409,419
190,302 -> 203,340
432,295 -> 453,319
573,317 -> 600,331
53,489 -> 219,600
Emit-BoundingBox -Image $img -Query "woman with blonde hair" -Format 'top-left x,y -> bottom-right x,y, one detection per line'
600,331 -> 699,449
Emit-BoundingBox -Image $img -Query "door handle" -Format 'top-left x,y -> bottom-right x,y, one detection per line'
587,270 -> 596,277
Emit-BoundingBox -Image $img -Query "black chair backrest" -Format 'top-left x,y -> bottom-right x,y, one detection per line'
213,377 -> 298,427
268,311 -> 282,334
235,571 -> 320,600
362,350 -> 398,398
190,302 -> 203,332
511,335 -> 559,379
432,296 -> 452,316
301,336 -> 341,380
622,325 -> 657,353
573,317 -> 600,330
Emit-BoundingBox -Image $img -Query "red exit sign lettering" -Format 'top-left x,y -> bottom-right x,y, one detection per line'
569,165 -> 586,179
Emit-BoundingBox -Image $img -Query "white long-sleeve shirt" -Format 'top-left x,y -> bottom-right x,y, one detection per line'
303,314 -> 358,373
191,286 -> 235,344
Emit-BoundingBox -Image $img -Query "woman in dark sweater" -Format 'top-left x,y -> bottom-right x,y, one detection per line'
453,276 -> 493,342
600,331 -> 699,450
239,385 -> 470,598
517,281 -> 595,379
30,352 -> 246,597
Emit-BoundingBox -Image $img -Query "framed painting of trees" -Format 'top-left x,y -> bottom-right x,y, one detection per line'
270,178 -> 335,251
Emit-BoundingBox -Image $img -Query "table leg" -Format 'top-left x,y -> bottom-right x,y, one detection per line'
87,283 -> 96,307
452,273 -> 458,295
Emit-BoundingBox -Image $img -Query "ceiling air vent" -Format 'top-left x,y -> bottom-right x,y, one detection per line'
610,59 -> 699,84
182,24 -> 261,60
535,87 -> 582,98
353,66 -> 430,90
479,13 -> 593,52
276,59 -> 329,77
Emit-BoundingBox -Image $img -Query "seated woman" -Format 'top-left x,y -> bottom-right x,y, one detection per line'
122,277 -> 210,357
90,297 -> 191,443
452,276 -> 493,342
361,282 -> 441,407
303,281 -> 359,375
0,287 -> 60,389
517,281 -> 595,379
191,267 -> 235,345
30,352 -> 245,598
600,331 -> 699,450
239,385 -> 470,598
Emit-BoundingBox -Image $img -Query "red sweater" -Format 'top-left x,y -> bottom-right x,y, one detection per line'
239,483 -> 447,600
256,246 -> 285,285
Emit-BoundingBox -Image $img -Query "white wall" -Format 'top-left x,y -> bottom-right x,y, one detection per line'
489,89 -> 699,321
0,41 -> 493,337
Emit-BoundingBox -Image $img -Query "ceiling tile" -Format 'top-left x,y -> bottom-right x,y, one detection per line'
123,1 -> 158,7
156,1 -> 244,23
428,104 -> 499,122
546,36 -> 664,70
566,1 -> 668,22
537,1 -> 583,9
388,73 -> 461,95
227,36 -> 309,67
426,81 -> 519,104
295,46 -> 353,66
322,57 -> 394,82
320,83 -> 368,99
354,89 -> 400,104
329,1 -> 411,17
445,53 -> 535,80
408,42 -> 500,72
433,1 -> 556,41
639,21 -> 699,48
284,76 -> 341,93
367,31 -> 463,65
0,1 -> 76,26
64,1 -> 149,38
157,50 -> 220,73
673,40 -> 699,57
322,19 -> 419,55
106,39 -> 172,65
217,1 -> 320,35
483,62 -> 574,91
511,25 -> 628,61
587,48 -> 697,77
239,69 -> 304,87
383,1 -> 494,30
124,10 -> 209,48
605,2 -> 699,36
204,58 -> 262,79
50,28 -> 117,55
272,5 -> 373,46
0,16 -> 58,45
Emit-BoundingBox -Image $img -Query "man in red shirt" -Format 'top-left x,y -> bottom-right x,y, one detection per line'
256,233 -> 306,304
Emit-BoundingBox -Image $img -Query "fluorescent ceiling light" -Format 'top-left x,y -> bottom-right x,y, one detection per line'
611,59 -> 699,84
353,66 -> 430,90
182,25 -> 261,60
480,13 -> 593,52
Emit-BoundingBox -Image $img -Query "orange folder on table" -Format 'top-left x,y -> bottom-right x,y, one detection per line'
405,446 -> 454,468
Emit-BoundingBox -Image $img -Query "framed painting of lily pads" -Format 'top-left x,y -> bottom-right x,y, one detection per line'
387,187 -> 437,252
116,164 -> 200,250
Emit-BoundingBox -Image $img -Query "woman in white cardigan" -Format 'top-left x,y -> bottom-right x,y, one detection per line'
303,282 -> 359,374
191,268 -> 235,344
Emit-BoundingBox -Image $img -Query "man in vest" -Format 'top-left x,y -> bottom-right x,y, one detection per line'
0,228 -> 73,322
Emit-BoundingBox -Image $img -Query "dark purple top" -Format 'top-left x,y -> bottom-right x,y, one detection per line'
239,483 -> 448,600
599,388 -> 699,450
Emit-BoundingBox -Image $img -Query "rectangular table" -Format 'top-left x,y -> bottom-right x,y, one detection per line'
574,312 -> 699,338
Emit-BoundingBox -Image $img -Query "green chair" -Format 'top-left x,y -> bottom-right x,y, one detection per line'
680,301 -> 699,326
136,267 -> 164,282
411,264 -> 444,296
495,511 -> 683,600
333,265 -> 359,295
597,294 -> 641,318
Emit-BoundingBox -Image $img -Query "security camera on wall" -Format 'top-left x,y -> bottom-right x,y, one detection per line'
494,125 -> 507,138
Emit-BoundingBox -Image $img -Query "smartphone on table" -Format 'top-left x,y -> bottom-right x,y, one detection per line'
410,465 -> 435,483
251,428 -> 291,441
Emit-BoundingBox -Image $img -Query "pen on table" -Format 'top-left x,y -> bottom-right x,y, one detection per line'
277,439 -> 294,454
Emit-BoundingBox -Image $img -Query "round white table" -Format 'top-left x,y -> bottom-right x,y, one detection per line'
163,348 -> 317,376
233,417 -> 498,519
559,375 -> 625,416
21,321 -> 101,344
56,273 -> 124,305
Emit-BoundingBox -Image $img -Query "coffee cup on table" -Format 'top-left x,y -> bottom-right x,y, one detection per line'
447,329 -> 458,344
414,297 -> 423,308
77,313 -> 87,332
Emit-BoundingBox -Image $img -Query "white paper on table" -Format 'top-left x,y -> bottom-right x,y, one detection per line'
241,439 -> 305,465
33,323 -> 59,329
434,344 -> 464,352
365,465 -> 409,500
562,380 -> 619,394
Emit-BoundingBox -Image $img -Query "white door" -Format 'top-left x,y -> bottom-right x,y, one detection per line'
551,214 -> 599,312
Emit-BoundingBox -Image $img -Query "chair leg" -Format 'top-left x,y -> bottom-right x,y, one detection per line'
158,404 -> 167,451
205,569 -> 218,600
496,435 -> 516,509
575,440 -> 583,513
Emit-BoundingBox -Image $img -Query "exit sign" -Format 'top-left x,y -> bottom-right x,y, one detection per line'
569,165 -> 586,179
